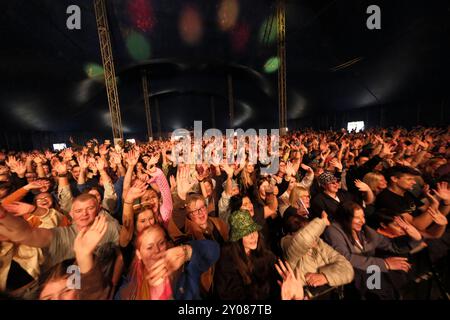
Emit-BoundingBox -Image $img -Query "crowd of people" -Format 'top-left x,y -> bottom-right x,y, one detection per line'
0,126 -> 449,300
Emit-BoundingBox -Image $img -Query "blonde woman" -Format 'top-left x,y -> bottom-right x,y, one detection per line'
362,172 -> 387,196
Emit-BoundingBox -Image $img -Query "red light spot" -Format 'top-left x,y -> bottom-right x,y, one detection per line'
231,23 -> 250,53
127,0 -> 156,33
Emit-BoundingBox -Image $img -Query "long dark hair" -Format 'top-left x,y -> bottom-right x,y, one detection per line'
333,201 -> 366,245
226,232 -> 274,299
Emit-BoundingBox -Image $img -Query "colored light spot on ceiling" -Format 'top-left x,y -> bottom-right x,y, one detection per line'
179,5 -> 203,45
258,16 -> 277,45
218,0 -> 240,31
127,0 -> 156,33
263,57 -> 280,73
126,31 -> 151,61
231,23 -> 250,53
84,63 -> 104,78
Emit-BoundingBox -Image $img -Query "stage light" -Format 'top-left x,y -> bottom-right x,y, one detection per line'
127,0 -> 156,33
263,57 -> 280,73
126,30 -> 151,61
218,0 -> 239,31
179,5 -> 203,45
126,139 -> 136,144
84,63 -> 104,78
258,16 -> 277,45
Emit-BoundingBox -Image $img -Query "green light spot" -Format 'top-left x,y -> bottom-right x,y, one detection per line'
264,57 -> 280,73
258,16 -> 277,45
84,63 -> 104,78
126,31 -> 151,61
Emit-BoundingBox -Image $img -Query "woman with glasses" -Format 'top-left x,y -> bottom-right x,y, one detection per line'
283,186 -> 311,220
0,191 -> 69,295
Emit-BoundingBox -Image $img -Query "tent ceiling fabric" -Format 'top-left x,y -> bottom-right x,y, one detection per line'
0,0 -> 449,133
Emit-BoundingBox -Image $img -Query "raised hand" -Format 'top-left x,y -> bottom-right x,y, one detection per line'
330,158 -> 343,171
275,259 -> 304,300
110,152 -> 122,165
433,181 -> 450,204
125,179 -> 148,203
24,179 -> 49,191
285,161 -> 297,177
300,163 -> 313,174
74,214 -> 108,256
427,207 -> 448,226
2,201 -> 36,217
77,155 -> 89,170
124,149 -> 140,166
98,144 -> 109,156
5,156 -> 18,169
221,162 -> 234,178
176,165 -> 196,198
95,158 -> 106,171
379,142 -> 394,158
394,216 -> 422,241
62,148 -> 74,161
148,153 -> 160,166
354,179 -> 371,193
33,155 -> 45,165
384,257 -> 411,272
53,159 -> 68,175
44,150 -> 55,161
423,184 -> 440,210
6,156 -> 26,177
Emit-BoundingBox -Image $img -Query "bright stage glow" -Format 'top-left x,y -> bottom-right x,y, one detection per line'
84,63 -> 104,78
126,139 -> 136,144
218,0 -> 240,31
347,121 -> 365,132
179,5 -> 203,45
263,57 -> 280,73
126,30 -> 151,61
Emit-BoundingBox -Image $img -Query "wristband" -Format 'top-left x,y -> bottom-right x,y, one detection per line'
182,245 -> 191,262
